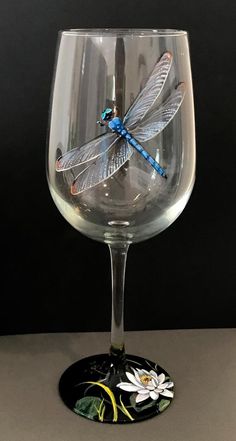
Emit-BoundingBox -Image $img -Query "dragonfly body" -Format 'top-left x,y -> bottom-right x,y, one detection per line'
56,52 -> 185,195
108,117 -> 167,178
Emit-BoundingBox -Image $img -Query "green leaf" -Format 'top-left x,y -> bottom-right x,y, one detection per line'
74,396 -> 103,420
130,393 -> 158,413
130,393 -> 137,408
158,399 -> 171,412
136,400 -> 158,413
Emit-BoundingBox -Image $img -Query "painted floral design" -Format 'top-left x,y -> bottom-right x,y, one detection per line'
116,368 -> 174,404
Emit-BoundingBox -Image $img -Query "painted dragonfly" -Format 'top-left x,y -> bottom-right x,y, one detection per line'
56,51 -> 185,195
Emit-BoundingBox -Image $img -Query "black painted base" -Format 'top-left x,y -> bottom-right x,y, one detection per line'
59,353 -> 174,423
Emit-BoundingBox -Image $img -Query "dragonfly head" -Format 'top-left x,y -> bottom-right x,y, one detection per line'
97,107 -> 113,126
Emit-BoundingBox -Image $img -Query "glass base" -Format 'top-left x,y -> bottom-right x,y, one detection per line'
59,352 -> 174,423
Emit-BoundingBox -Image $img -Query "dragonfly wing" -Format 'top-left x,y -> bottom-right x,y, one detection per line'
132,83 -> 186,143
56,132 -> 117,171
123,52 -> 173,130
71,140 -> 133,195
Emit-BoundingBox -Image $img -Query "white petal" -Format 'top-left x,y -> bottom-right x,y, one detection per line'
157,373 -> 165,384
133,368 -> 144,384
116,382 -> 140,392
136,368 -> 144,375
146,385 -> 155,391
150,370 -> 158,379
133,369 -> 146,386
150,391 -> 159,400
126,372 -> 143,387
137,388 -> 150,394
136,393 -> 150,403
160,382 -> 174,389
154,388 -> 164,393
142,369 -> 151,376
160,389 -> 174,398
152,378 -> 157,388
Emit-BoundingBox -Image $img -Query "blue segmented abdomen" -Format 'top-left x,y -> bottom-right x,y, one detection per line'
108,117 -> 167,179
126,134 -> 167,178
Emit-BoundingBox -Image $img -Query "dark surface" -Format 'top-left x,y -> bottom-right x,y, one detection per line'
0,330 -> 236,440
59,353 -> 172,423
0,1 -> 236,334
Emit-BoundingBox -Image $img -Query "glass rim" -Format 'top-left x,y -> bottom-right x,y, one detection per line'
60,28 -> 188,37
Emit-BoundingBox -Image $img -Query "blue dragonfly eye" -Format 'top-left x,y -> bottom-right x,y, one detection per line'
101,108 -> 113,121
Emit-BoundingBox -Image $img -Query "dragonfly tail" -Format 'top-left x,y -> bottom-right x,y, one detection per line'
128,136 -> 167,179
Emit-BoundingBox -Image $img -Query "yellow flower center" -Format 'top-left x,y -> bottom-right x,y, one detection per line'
140,375 -> 152,385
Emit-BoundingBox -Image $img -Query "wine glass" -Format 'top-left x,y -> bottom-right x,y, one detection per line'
46,28 -> 195,423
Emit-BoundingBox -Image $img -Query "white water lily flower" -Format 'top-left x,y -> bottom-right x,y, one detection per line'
117,368 -> 174,404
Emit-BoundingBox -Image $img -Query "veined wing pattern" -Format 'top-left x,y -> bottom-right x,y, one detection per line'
56,51 -> 185,195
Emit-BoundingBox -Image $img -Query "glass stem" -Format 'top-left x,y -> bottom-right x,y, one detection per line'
109,243 -> 129,358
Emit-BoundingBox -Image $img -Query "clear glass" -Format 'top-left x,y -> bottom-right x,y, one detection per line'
46,28 -> 195,423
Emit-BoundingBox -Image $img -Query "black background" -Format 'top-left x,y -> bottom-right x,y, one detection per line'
0,0 -> 235,335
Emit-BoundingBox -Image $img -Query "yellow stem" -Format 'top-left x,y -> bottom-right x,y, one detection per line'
96,398 -> 105,421
86,382 -> 118,422
100,404 -> 106,422
119,395 -> 134,421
